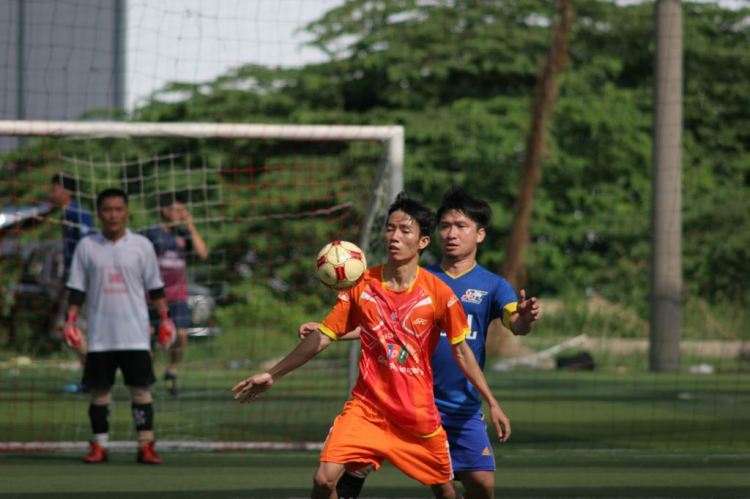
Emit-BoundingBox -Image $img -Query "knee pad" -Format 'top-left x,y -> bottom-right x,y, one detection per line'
90,390 -> 112,406
129,386 -> 153,404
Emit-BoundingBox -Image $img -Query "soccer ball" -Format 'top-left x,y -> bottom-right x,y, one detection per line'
315,241 -> 367,290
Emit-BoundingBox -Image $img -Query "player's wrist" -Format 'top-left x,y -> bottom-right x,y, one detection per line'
484,396 -> 501,410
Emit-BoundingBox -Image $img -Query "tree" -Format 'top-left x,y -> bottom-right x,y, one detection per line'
4,0 -> 749,319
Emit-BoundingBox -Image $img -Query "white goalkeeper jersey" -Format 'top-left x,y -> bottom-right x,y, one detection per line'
67,230 -> 164,352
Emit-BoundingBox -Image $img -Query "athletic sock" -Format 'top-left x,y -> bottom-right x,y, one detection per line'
131,402 -> 154,432
337,472 -> 366,499
89,404 -> 110,436
93,433 -> 109,449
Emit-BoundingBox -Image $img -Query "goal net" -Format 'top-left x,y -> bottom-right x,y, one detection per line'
0,120 -> 402,451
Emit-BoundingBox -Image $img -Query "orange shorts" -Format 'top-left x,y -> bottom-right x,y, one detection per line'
319,397 -> 452,485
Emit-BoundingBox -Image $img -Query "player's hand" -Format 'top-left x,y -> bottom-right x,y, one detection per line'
157,310 -> 176,351
299,322 -> 320,340
517,289 -> 540,324
182,209 -> 195,229
232,372 -> 274,403
488,402 -> 512,443
62,313 -> 81,350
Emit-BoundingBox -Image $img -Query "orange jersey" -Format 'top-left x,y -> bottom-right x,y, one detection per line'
320,265 -> 470,436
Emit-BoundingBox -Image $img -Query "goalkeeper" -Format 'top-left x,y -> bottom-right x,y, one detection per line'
63,188 -> 176,465
300,186 -> 540,499
233,193 -> 511,499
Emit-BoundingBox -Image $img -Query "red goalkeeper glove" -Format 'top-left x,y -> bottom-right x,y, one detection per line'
63,312 -> 81,349
158,309 -> 176,351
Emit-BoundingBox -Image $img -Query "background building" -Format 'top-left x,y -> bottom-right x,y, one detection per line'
0,0 -> 125,151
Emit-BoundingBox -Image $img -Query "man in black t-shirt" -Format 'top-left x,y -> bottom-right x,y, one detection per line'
142,193 -> 209,396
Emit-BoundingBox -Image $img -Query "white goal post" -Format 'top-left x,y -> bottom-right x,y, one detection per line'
0,120 -> 403,191
0,119 -> 404,451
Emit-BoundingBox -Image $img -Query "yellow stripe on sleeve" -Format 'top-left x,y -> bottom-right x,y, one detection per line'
503,302 -> 518,329
318,323 -> 340,341
449,327 -> 470,345
416,426 -> 444,439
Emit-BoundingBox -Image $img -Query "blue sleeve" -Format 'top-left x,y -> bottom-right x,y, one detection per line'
64,206 -> 95,237
80,209 -> 95,235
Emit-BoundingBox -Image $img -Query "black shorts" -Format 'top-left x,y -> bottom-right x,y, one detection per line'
83,350 -> 156,389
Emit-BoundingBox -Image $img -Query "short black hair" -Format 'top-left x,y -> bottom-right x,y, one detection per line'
159,191 -> 184,210
387,192 -> 436,238
96,188 -> 128,211
437,186 -> 492,230
51,173 -> 78,194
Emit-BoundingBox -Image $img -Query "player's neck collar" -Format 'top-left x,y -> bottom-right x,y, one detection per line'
380,265 -> 419,294
100,228 -> 130,244
440,261 -> 476,279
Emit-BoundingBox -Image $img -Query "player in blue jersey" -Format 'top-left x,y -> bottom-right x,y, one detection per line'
300,186 -> 539,499
422,186 -> 539,498
50,173 -> 96,394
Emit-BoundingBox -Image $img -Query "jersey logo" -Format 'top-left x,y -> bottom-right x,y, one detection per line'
482,447 -> 492,456
338,293 -> 349,302
102,267 -> 129,294
461,289 -> 488,304
447,295 -> 458,307
413,318 -> 428,326
387,344 -> 409,364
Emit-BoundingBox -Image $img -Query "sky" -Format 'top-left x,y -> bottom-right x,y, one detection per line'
126,0 -> 344,110
124,0 -> 748,111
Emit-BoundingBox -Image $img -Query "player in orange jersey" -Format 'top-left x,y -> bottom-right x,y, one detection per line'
232,193 -> 510,499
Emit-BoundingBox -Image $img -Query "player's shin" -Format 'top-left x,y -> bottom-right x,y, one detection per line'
336,472 -> 367,499
88,403 -> 110,444
132,402 -> 154,443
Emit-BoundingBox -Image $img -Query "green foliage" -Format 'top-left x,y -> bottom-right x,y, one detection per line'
2,0 -> 748,345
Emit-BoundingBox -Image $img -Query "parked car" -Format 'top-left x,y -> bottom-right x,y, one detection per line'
0,203 -> 52,234
7,240 -> 220,353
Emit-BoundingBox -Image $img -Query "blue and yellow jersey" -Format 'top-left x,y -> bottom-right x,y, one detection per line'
426,262 -> 518,416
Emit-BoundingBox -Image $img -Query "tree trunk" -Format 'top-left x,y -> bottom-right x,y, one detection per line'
492,0 -> 574,359
501,0 -> 574,292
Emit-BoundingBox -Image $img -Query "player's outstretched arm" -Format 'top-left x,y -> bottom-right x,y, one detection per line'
451,340 -> 512,442
233,330 -> 333,403
298,322 -> 361,341
510,289 -> 540,336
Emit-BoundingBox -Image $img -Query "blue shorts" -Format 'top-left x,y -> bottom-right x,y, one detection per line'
440,411 -> 495,473
149,301 -> 190,330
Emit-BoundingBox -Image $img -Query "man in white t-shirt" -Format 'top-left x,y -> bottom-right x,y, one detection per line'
63,188 -> 176,465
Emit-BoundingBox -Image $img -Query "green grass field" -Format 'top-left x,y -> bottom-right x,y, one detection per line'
1,360 -> 749,498
1,450 -> 749,498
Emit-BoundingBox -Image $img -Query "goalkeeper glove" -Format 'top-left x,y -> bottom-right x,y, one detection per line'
63,312 -> 81,349
158,309 -> 176,351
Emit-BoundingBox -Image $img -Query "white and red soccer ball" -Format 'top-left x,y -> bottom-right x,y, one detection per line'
315,241 -> 367,290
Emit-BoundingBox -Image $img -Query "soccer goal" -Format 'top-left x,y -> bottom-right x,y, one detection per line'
0,120 -> 403,451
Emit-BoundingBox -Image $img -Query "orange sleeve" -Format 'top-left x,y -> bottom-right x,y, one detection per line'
320,288 -> 358,341
436,284 -> 470,345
